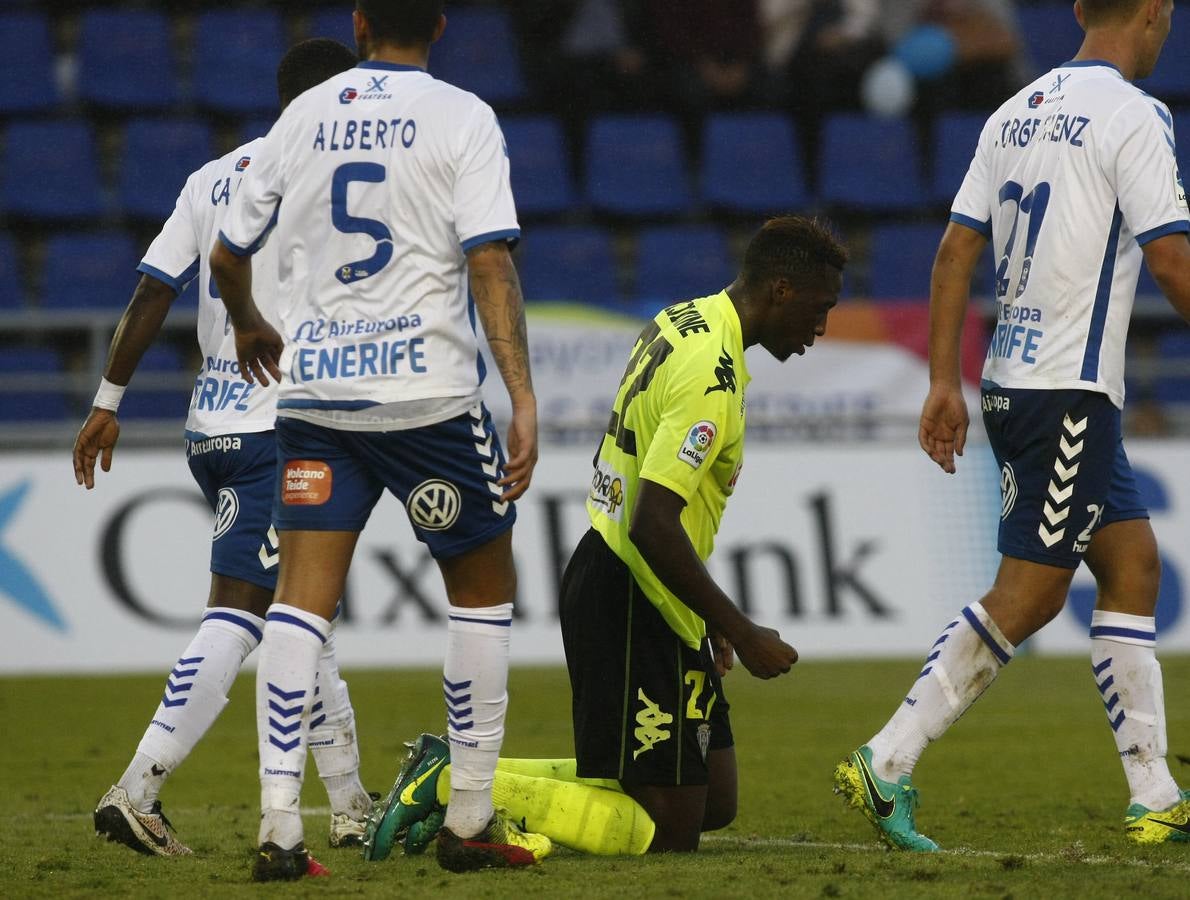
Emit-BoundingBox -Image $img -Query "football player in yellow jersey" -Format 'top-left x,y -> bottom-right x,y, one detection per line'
562,215 -> 847,851
364,217 -> 847,861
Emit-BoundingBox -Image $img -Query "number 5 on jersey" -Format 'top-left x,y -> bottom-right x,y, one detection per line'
331,162 -> 393,284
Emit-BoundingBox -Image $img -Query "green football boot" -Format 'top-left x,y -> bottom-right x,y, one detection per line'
362,733 -> 449,861
1124,789 -> 1190,844
834,745 -> 939,852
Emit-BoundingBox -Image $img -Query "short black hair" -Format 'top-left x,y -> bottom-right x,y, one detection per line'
741,216 -> 849,288
1079,0 -> 1146,25
356,0 -> 445,48
277,38 -> 358,108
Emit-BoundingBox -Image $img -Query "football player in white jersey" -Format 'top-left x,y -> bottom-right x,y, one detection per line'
73,40 -> 372,867
835,0 -> 1190,850
210,1 -> 545,880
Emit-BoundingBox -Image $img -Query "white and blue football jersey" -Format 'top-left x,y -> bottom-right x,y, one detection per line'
139,138 -> 280,438
952,60 -> 1189,408
219,62 -> 519,420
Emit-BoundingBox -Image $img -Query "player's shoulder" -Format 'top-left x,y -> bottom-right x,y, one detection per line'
656,293 -> 735,356
210,137 -> 267,178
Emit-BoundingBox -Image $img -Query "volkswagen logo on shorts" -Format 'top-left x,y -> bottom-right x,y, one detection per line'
407,479 -> 461,531
213,488 -> 239,541
1000,462 -> 1017,520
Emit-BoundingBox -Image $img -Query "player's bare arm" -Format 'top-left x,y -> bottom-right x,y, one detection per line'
630,478 -> 797,679
73,274 -> 176,489
1142,232 -> 1190,322
467,240 -> 538,501
920,221 -> 986,474
209,240 -> 282,387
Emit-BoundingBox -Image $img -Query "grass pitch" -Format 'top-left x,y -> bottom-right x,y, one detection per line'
4,656 -> 1190,898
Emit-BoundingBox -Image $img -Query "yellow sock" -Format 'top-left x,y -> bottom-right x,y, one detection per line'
432,765 -> 654,854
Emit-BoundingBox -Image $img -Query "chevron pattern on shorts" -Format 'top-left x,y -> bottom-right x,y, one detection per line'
1038,413 -> 1087,548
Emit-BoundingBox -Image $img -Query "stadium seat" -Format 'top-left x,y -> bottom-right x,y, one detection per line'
0,234 -> 23,309
431,7 -> 527,105
514,225 -> 618,306
77,9 -> 177,110
930,112 -> 987,204
1153,332 -> 1190,407
0,12 -> 58,114
1,121 -> 105,220
120,119 -> 215,221
120,345 -> 191,420
700,113 -> 808,213
0,348 -> 68,421
1015,6 -> 1084,75
502,116 -> 575,217
194,10 -> 285,115
869,223 -> 944,300
634,226 -> 734,310
307,7 -> 356,48
818,115 -> 927,212
41,233 -> 140,310
585,115 -> 693,217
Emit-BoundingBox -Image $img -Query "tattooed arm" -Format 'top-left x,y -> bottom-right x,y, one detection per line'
467,241 -> 538,501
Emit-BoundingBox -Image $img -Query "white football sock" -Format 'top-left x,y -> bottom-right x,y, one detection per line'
309,629 -> 371,819
256,604 -> 329,848
1090,610 -> 1181,811
120,608 -> 263,813
868,601 -> 1014,782
441,602 -> 512,838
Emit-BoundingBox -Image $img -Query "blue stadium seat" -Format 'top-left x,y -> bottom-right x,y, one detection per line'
819,115 -> 927,212
635,226 -> 734,309
515,226 -> 618,306
869,223 -> 944,300
77,10 -> 176,110
1140,22 -> 1190,99
120,345 -> 191,419
0,12 -> 58,114
0,348 -> 68,421
120,119 -> 215,221
308,7 -> 356,48
194,10 -> 285,115
1016,6 -> 1083,75
700,113 -> 808,213
0,234 -> 22,308
431,7 -> 526,105
502,116 -> 574,217
585,116 -> 693,217
931,112 -> 987,204
1154,333 -> 1190,407
41,233 -> 140,310
1,121 -> 104,220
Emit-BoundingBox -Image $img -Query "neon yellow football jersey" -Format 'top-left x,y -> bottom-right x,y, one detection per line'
587,291 -> 750,649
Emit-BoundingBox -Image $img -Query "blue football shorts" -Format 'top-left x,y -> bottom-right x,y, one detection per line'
272,404 -> 516,559
980,383 -> 1148,569
186,430 -> 279,590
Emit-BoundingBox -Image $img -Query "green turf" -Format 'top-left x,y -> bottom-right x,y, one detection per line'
4,656 -> 1190,898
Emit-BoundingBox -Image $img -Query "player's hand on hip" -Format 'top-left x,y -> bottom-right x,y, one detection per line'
234,317 -> 284,387
919,383 -> 969,475
735,623 -> 797,679
73,408 -> 120,490
498,399 -> 538,502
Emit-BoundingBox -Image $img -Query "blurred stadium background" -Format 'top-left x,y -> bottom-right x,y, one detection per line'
0,0 -> 1188,673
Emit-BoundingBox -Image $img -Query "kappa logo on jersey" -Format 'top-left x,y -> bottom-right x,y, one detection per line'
704,349 -> 737,395
678,421 -> 716,469
212,488 -> 239,541
632,689 -> 673,760
589,460 -> 626,521
1028,91 -> 1045,109
234,156 -> 251,172
339,87 -> 358,105
999,462 -> 1017,520
281,460 -> 332,506
407,479 -> 461,532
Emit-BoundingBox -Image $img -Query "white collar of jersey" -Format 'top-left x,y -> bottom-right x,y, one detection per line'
357,61 -> 425,72
1059,59 -> 1123,75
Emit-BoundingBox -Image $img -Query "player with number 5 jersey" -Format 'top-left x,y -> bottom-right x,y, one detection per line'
835,0 -> 1190,854
211,0 -> 543,881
